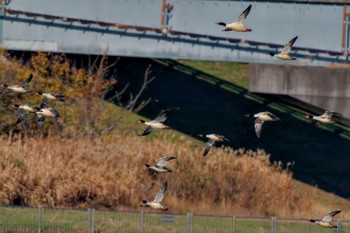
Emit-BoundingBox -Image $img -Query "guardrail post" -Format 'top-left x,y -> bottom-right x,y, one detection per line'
232,215 -> 236,233
38,207 -> 41,233
140,211 -> 144,233
88,208 -> 90,233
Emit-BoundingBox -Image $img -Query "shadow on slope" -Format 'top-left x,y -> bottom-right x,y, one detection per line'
111,57 -> 350,198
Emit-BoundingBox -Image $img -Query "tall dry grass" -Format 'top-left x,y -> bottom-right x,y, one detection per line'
0,133 -> 313,217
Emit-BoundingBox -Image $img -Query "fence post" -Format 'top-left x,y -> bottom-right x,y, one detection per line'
187,213 -> 193,233
190,213 -> 193,233
271,217 -> 276,233
88,208 -> 90,233
336,220 -> 341,233
232,215 -> 236,233
308,221 -> 311,233
38,207 -> 41,233
92,209 -> 95,233
140,211 -> 144,233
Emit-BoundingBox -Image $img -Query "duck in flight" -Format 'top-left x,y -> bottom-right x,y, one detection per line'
1,74 -> 33,94
244,111 -> 280,138
304,111 -> 342,127
36,106 -> 61,127
140,181 -> 169,211
13,98 -> 49,125
198,134 -> 230,157
309,210 -> 341,228
138,109 -> 171,136
37,92 -> 65,102
269,36 -> 298,60
145,156 -> 177,173
216,4 -> 252,32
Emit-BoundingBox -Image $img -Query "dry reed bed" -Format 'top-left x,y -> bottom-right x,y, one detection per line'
0,134 -> 313,217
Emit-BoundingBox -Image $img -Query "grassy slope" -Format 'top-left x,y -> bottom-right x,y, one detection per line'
0,53 -> 349,220
113,57 -> 350,199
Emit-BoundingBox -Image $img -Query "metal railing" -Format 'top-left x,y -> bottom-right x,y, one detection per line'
0,205 -> 349,233
0,7 -> 347,61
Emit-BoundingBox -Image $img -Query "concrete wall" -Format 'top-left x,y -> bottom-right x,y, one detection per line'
249,64 -> 350,118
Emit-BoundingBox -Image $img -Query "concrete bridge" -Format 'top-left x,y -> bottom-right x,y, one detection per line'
0,0 -> 349,118
0,0 -> 349,66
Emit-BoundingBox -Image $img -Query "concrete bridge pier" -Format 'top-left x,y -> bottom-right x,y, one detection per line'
249,64 -> 350,120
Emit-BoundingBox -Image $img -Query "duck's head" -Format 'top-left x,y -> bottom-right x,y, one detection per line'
0,84 -> 8,88
243,113 -> 254,118
138,119 -> 145,124
37,91 -> 43,95
304,114 -> 314,119
12,104 -> 20,108
197,134 -> 206,138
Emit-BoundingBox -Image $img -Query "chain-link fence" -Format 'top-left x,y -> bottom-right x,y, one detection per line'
0,205 -> 349,233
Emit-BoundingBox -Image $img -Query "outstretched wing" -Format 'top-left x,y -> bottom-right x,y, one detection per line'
322,210 -> 341,222
254,119 -> 265,138
19,74 -> 33,87
320,111 -> 333,119
153,181 -> 168,203
154,109 -> 170,123
203,140 -> 215,157
281,36 -> 298,55
157,156 -> 176,167
321,111 -> 342,119
50,108 -> 61,117
139,126 -> 155,136
38,98 -> 50,110
236,4 -> 252,23
53,93 -> 65,101
16,111 -> 29,125
220,135 -> 230,142
36,113 -> 45,127
266,112 -> 280,121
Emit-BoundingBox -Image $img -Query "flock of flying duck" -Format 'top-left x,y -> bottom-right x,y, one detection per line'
137,108 -> 343,227
216,4 -> 299,60
138,4 -> 344,228
0,4 -> 344,228
0,74 -> 64,126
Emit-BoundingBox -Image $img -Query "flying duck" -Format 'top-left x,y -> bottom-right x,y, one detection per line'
37,92 -> 65,102
1,74 -> 33,94
244,111 -> 280,138
145,156 -> 177,173
197,134 -> 230,157
216,4 -> 252,32
138,109 -> 171,136
36,107 -> 61,126
304,111 -> 342,127
270,36 -> 298,60
309,210 -> 341,228
13,98 -> 49,125
140,181 -> 169,211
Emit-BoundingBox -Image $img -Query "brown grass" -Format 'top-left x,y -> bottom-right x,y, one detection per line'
0,132 -> 313,217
